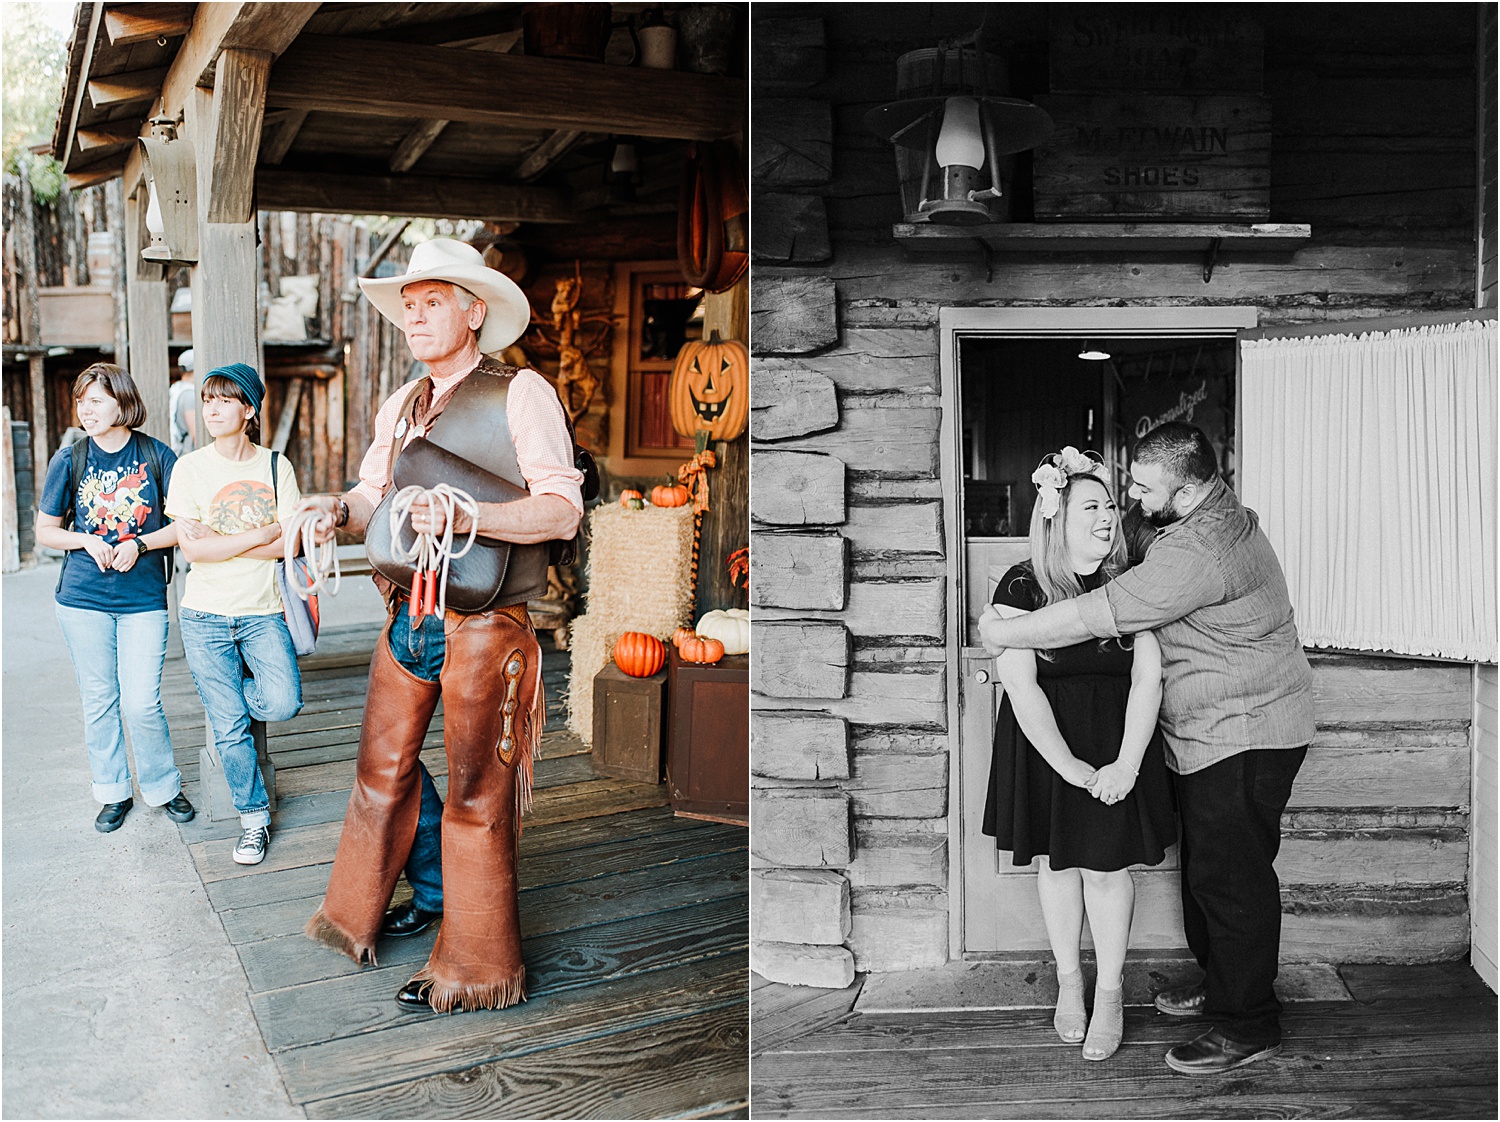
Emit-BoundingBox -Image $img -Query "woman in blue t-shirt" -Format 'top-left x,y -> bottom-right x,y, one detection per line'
36,363 -> 196,834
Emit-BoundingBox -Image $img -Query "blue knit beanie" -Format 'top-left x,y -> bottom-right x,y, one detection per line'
206,363 -> 265,414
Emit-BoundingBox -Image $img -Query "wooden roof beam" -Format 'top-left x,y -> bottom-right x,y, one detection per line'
88,66 -> 169,108
517,129 -> 586,181
256,168 -> 576,223
104,4 -> 195,46
54,1 -> 104,163
259,109 -> 308,166
389,118 -> 451,174
267,36 -> 744,141
159,2 -> 320,120
76,122 -> 144,150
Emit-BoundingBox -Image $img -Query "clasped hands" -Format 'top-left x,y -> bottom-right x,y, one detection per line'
80,535 -> 140,573
1077,759 -> 1138,805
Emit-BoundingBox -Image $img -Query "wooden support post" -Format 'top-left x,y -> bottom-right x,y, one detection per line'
17,163 -> 51,487
106,179 -> 130,364
184,60 -> 277,811
124,183 -> 171,446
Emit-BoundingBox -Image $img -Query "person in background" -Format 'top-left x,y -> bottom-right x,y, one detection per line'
166,363 -> 303,866
169,347 -> 197,459
35,363 -> 193,833
982,447 -> 1174,1062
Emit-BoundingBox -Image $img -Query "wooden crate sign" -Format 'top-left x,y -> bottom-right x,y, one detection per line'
1033,95 -> 1271,221
1049,4 -> 1264,94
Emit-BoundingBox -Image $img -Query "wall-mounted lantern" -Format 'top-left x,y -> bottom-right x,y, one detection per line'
866,44 -> 1052,226
138,113 -> 198,264
607,139 -> 642,202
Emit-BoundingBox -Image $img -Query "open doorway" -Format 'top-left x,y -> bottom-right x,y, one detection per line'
950,324 -> 1241,957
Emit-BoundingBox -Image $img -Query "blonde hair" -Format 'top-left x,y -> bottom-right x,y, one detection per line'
1026,473 -> 1128,608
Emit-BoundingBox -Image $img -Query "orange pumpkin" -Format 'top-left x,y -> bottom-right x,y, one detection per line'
651,483 -> 690,508
619,489 -> 644,510
679,634 -> 725,664
613,632 -> 666,677
668,333 -> 749,441
672,625 -> 697,649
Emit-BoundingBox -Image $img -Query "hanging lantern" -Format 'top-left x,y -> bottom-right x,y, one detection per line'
865,45 -> 1052,226
137,113 -> 198,264
606,139 -> 642,202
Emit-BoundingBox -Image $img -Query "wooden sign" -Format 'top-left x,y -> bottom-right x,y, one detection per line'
1033,94 -> 1270,221
1049,4 -> 1263,94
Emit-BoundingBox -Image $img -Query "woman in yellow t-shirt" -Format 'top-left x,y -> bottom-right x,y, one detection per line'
165,363 -> 303,866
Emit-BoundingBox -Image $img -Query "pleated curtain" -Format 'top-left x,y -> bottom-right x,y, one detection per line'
1240,320 -> 1498,663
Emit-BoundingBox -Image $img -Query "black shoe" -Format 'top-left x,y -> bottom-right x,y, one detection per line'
161,792 -> 196,823
95,798 -> 133,833
395,978 -> 436,1012
1165,1029 -> 1282,1075
382,901 -> 442,938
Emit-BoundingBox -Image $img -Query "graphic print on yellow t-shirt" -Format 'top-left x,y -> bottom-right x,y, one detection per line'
208,479 -> 276,534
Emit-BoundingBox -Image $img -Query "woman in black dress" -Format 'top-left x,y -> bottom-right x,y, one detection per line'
978,448 -> 1175,1062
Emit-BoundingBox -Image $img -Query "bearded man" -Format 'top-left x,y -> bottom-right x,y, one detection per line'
979,421 -> 1314,1074
297,239 -> 583,1012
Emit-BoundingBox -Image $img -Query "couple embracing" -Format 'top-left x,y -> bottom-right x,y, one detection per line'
978,422 -> 1314,1073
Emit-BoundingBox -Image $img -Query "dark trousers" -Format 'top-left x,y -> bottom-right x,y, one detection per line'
389,602 -> 446,912
1173,745 -> 1307,1047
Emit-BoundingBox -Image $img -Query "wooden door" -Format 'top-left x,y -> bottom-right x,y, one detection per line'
958,539 -> 1186,955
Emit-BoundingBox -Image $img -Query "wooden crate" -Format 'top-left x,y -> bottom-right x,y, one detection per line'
666,650 -> 748,825
590,662 -> 667,785
1033,94 -> 1271,221
1049,4 -> 1264,94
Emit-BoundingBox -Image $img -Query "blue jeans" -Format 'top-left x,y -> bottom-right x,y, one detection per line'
179,607 -> 302,828
389,601 -> 445,911
55,605 -> 182,806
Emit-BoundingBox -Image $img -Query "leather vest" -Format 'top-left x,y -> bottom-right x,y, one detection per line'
364,359 -> 550,611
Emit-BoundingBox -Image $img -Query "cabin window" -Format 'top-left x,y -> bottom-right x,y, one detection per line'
610,263 -> 700,473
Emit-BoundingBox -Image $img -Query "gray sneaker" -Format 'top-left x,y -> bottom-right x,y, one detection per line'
233,825 -> 270,865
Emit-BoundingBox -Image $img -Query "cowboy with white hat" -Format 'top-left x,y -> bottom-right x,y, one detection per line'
297,238 -> 584,1013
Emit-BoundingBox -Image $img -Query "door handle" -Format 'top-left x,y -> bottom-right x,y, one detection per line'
973,668 -> 990,684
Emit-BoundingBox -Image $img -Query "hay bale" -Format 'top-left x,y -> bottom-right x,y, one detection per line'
567,503 -> 696,742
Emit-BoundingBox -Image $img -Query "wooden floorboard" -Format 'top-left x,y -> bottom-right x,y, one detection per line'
752,985 -> 1498,1120
163,623 -> 746,1116
302,1002 -> 749,1120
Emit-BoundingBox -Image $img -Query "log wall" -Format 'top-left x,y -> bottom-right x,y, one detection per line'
749,3 -> 1482,984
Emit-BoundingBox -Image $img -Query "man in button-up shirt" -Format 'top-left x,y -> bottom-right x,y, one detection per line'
980,422 -> 1313,1075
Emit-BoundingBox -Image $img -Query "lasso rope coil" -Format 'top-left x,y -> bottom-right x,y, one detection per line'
388,484 -> 481,621
283,508 -> 343,600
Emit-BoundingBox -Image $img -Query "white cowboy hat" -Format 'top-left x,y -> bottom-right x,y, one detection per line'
358,238 -> 532,355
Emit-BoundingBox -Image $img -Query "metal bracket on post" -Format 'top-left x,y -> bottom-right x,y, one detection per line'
1202,237 -> 1223,284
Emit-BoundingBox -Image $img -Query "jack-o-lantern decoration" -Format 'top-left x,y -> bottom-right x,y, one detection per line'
669,332 -> 748,441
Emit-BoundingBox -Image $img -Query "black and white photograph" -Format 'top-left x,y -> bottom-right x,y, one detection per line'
747,3 -> 1498,1117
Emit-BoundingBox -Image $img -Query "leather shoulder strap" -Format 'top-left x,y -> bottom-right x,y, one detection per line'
383,376 -> 432,493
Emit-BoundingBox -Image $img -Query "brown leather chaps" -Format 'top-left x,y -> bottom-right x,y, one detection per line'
305,604 -> 542,1012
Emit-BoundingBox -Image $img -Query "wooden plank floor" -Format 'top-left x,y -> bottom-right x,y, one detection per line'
167,623 -> 748,1119
751,963 -> 1497,1119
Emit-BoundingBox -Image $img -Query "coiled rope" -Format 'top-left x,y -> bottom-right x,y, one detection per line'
388,484 -> 481,620
282,507 -> 342,600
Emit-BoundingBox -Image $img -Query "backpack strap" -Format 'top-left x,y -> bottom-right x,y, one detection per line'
54,438 -> 90,594
137,435 -> 176,586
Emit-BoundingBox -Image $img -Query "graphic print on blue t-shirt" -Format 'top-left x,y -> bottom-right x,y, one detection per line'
40,434 -> 177,614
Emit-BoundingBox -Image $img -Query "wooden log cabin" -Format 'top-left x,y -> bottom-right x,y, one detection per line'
749,3 -> 1497,990
40,0 -> 749,624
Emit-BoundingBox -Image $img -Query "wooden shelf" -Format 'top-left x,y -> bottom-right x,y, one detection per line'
894,222 -> 1312,254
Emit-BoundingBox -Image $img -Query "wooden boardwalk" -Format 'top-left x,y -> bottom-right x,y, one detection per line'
752,963 -> 1498,1119
165,624 -> 748,1119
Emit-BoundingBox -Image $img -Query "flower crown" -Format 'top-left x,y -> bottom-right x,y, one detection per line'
1031,447 -> 1107,520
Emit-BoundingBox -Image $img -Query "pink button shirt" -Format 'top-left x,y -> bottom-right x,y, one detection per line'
350,366 -> 584,515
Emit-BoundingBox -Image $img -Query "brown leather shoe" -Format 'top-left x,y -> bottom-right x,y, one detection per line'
1154,982 -> 1207,1017
1165,1029 -> 1281,1074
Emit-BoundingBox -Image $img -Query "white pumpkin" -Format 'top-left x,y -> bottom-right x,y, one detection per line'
695,608 -> 749,655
